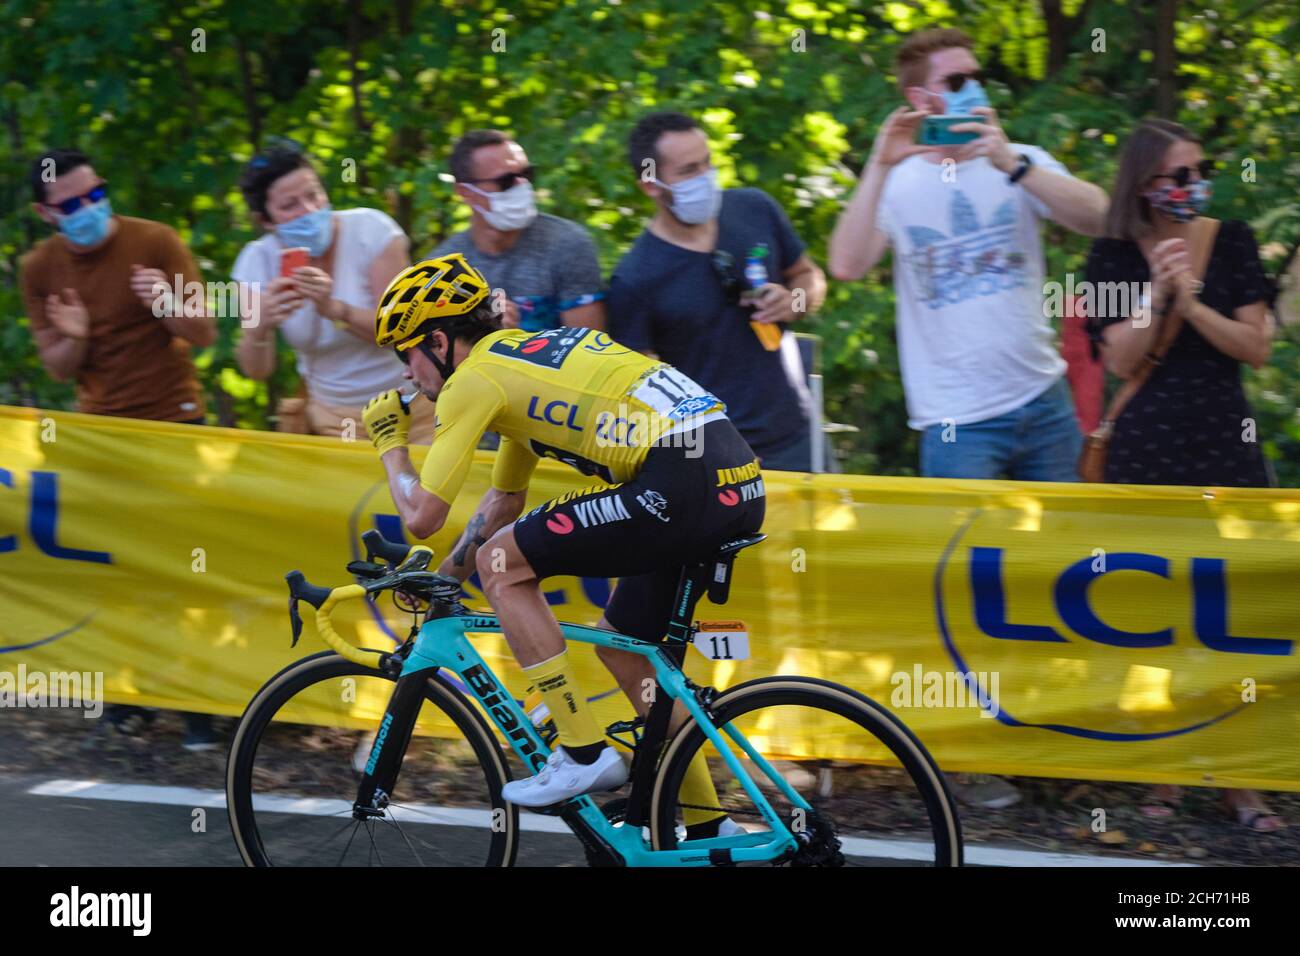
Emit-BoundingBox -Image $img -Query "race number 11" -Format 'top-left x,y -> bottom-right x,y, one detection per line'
693,621 -> 750,661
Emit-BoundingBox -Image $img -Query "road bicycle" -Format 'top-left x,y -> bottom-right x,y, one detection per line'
226,529 -> 962,866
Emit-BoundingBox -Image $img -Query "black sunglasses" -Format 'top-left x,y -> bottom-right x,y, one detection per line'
464,165 -> 536,192
47,183 -> 107,216
711,249 -> 742,304
396,338 -> 439,366
1149,160 -> 1216,188
939,69 -> 988,93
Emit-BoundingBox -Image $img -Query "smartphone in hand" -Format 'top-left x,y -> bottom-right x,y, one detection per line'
279,247 -> 310,279
919,115 -> 980,146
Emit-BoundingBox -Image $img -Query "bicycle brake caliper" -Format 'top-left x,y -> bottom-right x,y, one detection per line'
684,678 -> 719,720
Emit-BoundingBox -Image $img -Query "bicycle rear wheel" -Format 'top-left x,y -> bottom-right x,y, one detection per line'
227,651 -> 517,866
650,677 -> 962,866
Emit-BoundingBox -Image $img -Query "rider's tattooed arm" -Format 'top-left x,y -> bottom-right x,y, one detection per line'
450,514 -> 489,569
436,488 -> 528,582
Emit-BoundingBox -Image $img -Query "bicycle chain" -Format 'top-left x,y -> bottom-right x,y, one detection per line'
678,802 -> 766,818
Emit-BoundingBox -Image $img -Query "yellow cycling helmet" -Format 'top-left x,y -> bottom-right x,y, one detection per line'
374,253 -> 491,353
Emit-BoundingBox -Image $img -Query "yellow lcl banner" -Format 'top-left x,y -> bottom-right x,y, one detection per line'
2,406 -> 1298,791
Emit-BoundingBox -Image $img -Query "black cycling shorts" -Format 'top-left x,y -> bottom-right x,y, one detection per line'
513,418 -> 765,642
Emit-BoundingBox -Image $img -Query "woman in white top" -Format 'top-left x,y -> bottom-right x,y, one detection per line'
232,142 -> 435,441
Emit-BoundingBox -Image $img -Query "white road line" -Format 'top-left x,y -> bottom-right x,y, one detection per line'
25,779 -> 1196,867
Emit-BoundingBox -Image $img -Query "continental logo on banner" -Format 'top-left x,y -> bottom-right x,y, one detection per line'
935,507 -> 1294,743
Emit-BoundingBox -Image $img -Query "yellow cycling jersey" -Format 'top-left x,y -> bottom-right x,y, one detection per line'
418,327 -> 728,503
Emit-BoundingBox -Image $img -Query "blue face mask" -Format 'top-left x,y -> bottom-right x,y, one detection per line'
58,199 -> 114,248
275,206 -> 334,257
936,79 -> 990,116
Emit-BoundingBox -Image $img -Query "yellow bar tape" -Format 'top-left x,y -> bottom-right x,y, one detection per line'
313,546 -> 436,667
314,583 -> 382,667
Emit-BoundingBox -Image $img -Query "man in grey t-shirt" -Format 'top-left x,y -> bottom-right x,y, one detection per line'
430,130 -> 605,333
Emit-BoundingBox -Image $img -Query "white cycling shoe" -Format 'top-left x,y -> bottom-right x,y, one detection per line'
502,745 -> 628,807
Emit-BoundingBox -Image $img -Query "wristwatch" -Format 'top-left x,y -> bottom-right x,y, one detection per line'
1008,152 -> 1033,184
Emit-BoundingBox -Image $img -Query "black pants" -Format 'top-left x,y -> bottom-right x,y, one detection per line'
514,419 -> 766,642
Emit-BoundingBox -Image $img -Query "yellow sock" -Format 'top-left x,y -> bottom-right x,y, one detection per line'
680,750 -> 726,827
522,651 -> 604,750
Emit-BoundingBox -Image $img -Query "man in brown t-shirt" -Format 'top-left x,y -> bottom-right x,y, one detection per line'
22,149 -> 215,422
22,149 -> 222,752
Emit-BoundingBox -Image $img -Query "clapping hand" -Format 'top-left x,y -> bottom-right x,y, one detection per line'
45,288 -> 90,340
1148,238 -> 1191,312
130,264 -> 171,313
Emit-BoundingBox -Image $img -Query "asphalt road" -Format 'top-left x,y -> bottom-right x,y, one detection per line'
1,772 -> 1196,868
0,773 -> 949,867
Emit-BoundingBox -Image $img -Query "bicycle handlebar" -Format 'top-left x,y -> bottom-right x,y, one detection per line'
285,531 -> 455,667
362,529 -> 415,566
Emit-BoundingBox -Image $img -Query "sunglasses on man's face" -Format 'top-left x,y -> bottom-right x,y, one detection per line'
465,165 -> 536,192
47,183 -> 107,216
397,336 -> 438,366
1150,160 -> 1216,189
937,69 -> 988,93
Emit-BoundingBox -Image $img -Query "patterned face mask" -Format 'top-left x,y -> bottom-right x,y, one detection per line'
1144,178 -> 1212,223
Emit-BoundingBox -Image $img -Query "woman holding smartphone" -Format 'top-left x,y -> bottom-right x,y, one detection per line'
232,140 -> 435,441
1086,119 -> 1280,832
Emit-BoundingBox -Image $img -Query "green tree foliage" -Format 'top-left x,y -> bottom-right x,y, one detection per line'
2,0 -> 1297,479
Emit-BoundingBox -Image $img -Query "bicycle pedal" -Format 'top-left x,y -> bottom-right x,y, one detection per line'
528,799 -> 581,817
605,716 -> 645,752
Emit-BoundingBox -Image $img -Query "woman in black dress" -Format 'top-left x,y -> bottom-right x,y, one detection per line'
1087,120 -> 1273,485
1086,118 -> 1279,831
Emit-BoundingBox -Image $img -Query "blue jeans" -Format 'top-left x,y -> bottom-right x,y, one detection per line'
919,378 -> 1082,481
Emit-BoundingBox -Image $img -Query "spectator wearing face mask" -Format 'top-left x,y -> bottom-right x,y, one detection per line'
429,130 -> 605,333
232,141 -> 433,441
828,26 -> 1109,812
21,148 -> 214,423
1086,120 -> 1280,832
607,111 -> 828,472
21,147 -> 220,751
829,27 -> 1108,483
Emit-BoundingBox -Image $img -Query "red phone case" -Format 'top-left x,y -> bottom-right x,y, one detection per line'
279,247 -> 309,278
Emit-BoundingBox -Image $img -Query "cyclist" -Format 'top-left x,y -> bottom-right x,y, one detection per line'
361,254 -> 765,833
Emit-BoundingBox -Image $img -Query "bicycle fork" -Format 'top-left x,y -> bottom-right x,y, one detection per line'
352,670 -> 428,819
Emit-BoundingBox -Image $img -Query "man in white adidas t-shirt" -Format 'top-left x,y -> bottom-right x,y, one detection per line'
830,27 -> 1108,481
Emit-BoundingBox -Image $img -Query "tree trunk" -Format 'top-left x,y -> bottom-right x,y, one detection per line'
235,36 -> 262,149
1042,0 -> 1098,77
1154,0 -> 1179,118
391,0 -> 417,236
3,102 -> 36,254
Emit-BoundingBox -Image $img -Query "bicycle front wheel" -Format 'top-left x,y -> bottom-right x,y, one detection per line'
227,651 -> 518,867
650,677 -> 962,866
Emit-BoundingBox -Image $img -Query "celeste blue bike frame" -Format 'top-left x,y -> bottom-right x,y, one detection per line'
396,611 -> 807,866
